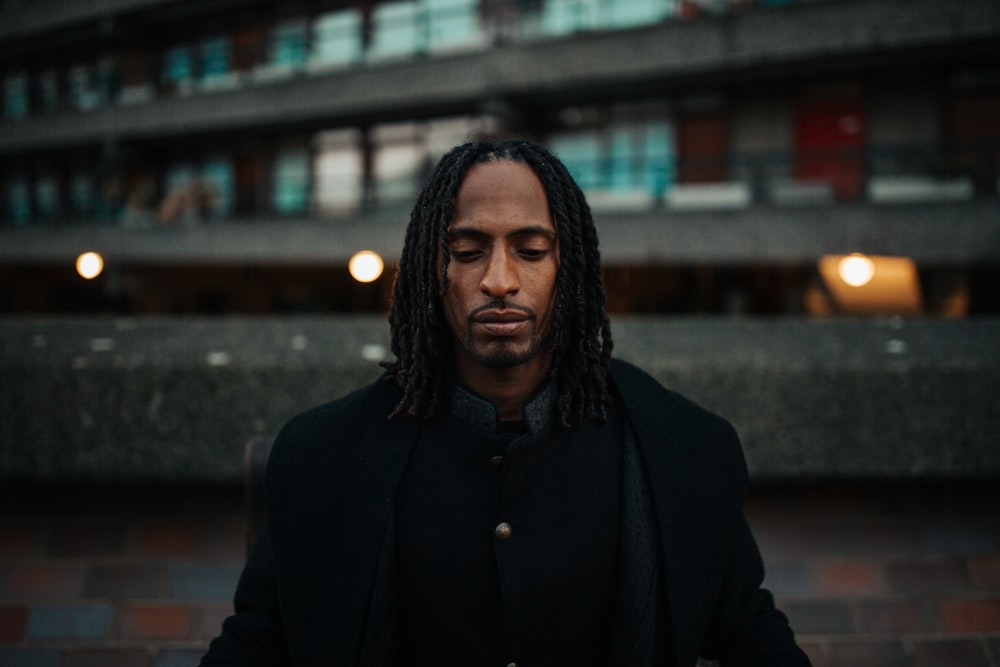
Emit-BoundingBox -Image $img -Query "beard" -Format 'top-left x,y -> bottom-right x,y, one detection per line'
457,299 -> 551,368
460,328 -> 544,368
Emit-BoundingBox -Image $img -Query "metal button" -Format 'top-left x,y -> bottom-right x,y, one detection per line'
494,522 -> 513,541
490,455 -> 504,468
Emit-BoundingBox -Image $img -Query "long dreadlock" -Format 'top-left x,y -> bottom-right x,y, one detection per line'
381,139 -> 613,427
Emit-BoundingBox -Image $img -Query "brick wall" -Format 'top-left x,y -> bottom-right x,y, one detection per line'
752,483 -> 1000,667
0,486 -> 243,667
1,482 -> 998,666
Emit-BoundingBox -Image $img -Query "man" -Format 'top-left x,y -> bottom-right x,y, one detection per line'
202,140 -> 811,666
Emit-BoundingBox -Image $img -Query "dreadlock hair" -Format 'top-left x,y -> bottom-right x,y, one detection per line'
381,138 -> 614,427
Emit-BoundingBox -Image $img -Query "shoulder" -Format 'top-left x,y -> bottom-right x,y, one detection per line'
610,358 -> 736,441
609,358 -> 745,478
279,375 -> 401,439
266,375 -> 405,480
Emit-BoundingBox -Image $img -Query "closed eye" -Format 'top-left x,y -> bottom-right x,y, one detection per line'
451,250 -> 483,262
518,248 -> 549,260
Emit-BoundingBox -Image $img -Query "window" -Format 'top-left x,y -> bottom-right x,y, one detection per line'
314,129 -> 363,215
310,9 -> 363,68
426,0 -> 485,53
272,20 -> 309,68
371,116 -> 496,206
163,46 -> 195,96
5,177 -> 30,225
549,132 -> 603,189
273,149 -> 310,214
372,122 -> 425,202
541,0 -> 601,35
68,64 -> 100,111
4,70 -> 30,120
202,157 -> 235,218
539,0 -> 670,36
200,36 -> 231,82
607,0 -> 670,28
369,1 -> 423,60
70,172 -> 96,218
550,105 -> 674,208
34,173 -> 60,223
36,69 -> 60,114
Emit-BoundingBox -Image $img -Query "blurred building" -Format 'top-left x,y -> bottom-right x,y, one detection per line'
1,0 -> 998,317
2,3 -> 1000,665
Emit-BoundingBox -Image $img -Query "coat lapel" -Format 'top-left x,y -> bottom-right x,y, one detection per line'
611,359 -> 722,667
269,379 -> 419,666
611,420 -> 662,666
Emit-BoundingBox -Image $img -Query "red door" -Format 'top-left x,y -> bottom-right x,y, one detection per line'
677,113 -> 728,183
794,100 -> 865,201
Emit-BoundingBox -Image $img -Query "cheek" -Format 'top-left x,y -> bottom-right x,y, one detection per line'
440,291 -> 468,333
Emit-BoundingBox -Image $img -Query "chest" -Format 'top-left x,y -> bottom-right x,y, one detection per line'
394,410 -> 624,662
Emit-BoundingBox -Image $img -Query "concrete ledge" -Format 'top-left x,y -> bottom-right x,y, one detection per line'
0,317 -> 997,483
3,201 -> 999,266
868,176 -> 974,204
666,182 -> 752,210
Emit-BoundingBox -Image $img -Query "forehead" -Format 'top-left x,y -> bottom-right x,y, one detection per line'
450,159 -> 553,233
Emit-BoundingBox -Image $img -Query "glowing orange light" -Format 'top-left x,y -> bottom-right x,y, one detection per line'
837,253 -> 875,287
349,250 -> 384,283
76,252 -> 104,280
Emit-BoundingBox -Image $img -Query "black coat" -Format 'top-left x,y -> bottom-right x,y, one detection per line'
202,359 -> 810,666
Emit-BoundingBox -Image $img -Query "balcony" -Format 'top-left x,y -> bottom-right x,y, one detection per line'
2,0 -> 998,154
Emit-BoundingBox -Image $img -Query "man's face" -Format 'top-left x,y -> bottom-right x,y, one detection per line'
439,159 -> 559,378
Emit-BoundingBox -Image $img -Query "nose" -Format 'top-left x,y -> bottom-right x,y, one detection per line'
480,249 -> 519,298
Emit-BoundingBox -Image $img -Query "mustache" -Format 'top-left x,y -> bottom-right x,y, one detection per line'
468,301 -> 536,321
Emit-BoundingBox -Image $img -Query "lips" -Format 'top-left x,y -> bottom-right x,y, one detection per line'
472,309 -> 531,336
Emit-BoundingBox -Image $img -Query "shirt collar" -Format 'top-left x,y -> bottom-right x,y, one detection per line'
448,377 -> 557,436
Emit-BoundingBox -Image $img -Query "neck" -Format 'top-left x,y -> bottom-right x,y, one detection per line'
454,357 -> 552,421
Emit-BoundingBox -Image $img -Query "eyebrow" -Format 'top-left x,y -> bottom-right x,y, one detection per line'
447,225 -> 557,242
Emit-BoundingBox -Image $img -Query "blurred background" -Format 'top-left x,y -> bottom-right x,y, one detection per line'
0,0 -> 998,665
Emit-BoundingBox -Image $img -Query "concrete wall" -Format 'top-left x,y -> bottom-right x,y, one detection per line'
2,316 -> 997,484
4,201 -> 1000,266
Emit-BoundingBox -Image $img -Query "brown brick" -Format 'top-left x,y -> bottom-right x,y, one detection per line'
939,599 -> 1000,633
0,648 -> 62,667
857,599 -> 935,634
47,524 -> 127,558
827,640 -> 908,667
0,606 -> 29,642
198,604 -> 232,640
26,604 -> 114,640
137,525 -> 202,559
909,639 -> 990,667
84,565 -> 164,599
753,521 -> 920,559
782,601 -> 855,635
118,606 -> 195,640
66,648 -> 149,667
967,555 -> 1000,591
153,648 -> 208,667
815,561 -> 885,596
0,526 -> 44,558
885,558 -> 968,595
202,520 -> 244,560
797,641 -> 828,667
1,563 -> 85,600
921,518 -> 995,557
